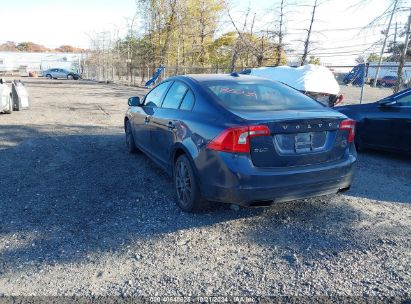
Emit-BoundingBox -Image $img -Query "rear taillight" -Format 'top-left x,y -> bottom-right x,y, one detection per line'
207,125 -> 270,153
339,119 -> 355,143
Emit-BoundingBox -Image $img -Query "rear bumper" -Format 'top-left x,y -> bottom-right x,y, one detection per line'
197,151 -> 356,206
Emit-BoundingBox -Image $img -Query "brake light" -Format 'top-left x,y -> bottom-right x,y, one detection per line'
339,119 -> 355,143
207,125 -> 270,153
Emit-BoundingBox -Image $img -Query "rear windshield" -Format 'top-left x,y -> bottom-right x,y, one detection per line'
204,80 -> 323,111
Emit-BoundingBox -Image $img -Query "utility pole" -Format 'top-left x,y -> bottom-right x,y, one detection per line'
373,0 -> 399,86
395,8 -> 411,93
394,22 -> 398,49
276,0 -> 285,66
360,63 -> 369,104
301,0 -> 318,66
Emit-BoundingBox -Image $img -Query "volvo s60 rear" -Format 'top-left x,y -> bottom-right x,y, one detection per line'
124,74 -> 356,212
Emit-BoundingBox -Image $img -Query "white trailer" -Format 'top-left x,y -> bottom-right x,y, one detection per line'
367,62 -> 411,82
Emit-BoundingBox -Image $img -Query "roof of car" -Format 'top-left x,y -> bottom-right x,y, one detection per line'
382,87 -> 411,100
177,73 -> 268,83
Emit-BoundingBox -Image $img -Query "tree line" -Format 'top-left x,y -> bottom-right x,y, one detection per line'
85,0 -> 328,83
0,41 -> 85,53
113,0 -> 288,73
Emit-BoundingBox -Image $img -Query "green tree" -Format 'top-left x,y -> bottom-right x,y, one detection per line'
308,56 -> 320,65
367,53 -> 381,62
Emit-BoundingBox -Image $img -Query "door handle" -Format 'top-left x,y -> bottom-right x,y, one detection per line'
167,121 -> 176,130
144,115 -> 151,124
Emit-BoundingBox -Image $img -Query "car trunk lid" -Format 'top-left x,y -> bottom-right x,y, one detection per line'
232,110 -> 349,168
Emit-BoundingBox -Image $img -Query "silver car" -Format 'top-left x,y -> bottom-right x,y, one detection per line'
42,68 -> 80,80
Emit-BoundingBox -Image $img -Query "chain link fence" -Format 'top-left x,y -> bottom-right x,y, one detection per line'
81,62 -> 403,106
82,64 -> 233,86
330,65 -> 408,106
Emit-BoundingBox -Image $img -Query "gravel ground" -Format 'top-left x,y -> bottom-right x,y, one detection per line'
0,79 -> 410,300
339,84 -> 394,105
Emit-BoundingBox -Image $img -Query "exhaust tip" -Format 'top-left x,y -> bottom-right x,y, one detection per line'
338,186 -> 351,193
248,200 -> 275,208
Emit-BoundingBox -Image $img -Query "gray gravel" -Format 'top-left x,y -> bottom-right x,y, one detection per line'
0,79 -> 410,300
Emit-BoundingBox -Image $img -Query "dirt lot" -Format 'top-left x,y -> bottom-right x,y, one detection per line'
339,84 -> 394,105
0,79 -> 410,300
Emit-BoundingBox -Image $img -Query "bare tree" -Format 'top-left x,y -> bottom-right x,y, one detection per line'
301,0 -> 318,66
160,0 -> 178,65
229,8 -> 250,71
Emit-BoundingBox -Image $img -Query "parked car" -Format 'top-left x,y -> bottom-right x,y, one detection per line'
335,88 -> 411,154
125,74 -> 357,212
42,68 -> 80,80
377,75 -> 397,87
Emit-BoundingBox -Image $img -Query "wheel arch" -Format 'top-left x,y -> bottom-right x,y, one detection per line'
170,143 -> 200,179
124,117 -> 129,130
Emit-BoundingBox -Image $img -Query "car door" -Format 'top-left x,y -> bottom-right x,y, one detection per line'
129,81 -> 171,154
59,69 -> 68,78
391,94 -> 411,152
361,102 -> 399,149
51,69 -> 59,78
59,69 -> 67,78
362,92 -> 411,151
150,81 -> 193,169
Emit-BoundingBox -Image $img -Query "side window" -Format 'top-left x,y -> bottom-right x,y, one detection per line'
162,81 -> 188,109
396,94 -> 411,106
144,82 -> 170,107
180,89 -> 195,111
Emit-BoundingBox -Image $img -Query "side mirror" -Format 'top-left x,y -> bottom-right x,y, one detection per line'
128,96 -> 142,107
379,99 -> 397,107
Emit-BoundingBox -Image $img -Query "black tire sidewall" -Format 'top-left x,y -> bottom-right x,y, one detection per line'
174,155 -> 202,212
125,121 -> 138,153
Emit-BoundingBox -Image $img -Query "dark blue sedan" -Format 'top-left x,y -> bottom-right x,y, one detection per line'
336,88 -> 411,154
125,74 -> 356,212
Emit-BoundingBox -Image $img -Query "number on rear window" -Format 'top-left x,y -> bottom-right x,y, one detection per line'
205,81 -> 322,111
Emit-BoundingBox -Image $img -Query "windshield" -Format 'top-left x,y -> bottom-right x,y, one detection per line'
204,80 -> 323,111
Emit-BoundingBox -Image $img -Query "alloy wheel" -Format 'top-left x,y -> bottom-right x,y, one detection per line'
175,161 -> 192,208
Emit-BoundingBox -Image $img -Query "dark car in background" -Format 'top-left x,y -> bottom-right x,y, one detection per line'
42,68 -> 80,80
377,76 -> 397,87
336,88 -> 411,154
125,74 -> 357,212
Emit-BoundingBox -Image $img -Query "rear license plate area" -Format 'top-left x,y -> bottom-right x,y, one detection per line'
294,132 -> 313,153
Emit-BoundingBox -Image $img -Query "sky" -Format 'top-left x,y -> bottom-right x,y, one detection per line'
0,0 -> 410,64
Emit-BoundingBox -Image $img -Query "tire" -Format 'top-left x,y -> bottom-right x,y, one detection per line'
174,154 -> 205,212
125,120 -> 139,153
46,74 -> 52,79
4,95 -> 13,114
67,74 -> 74,80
